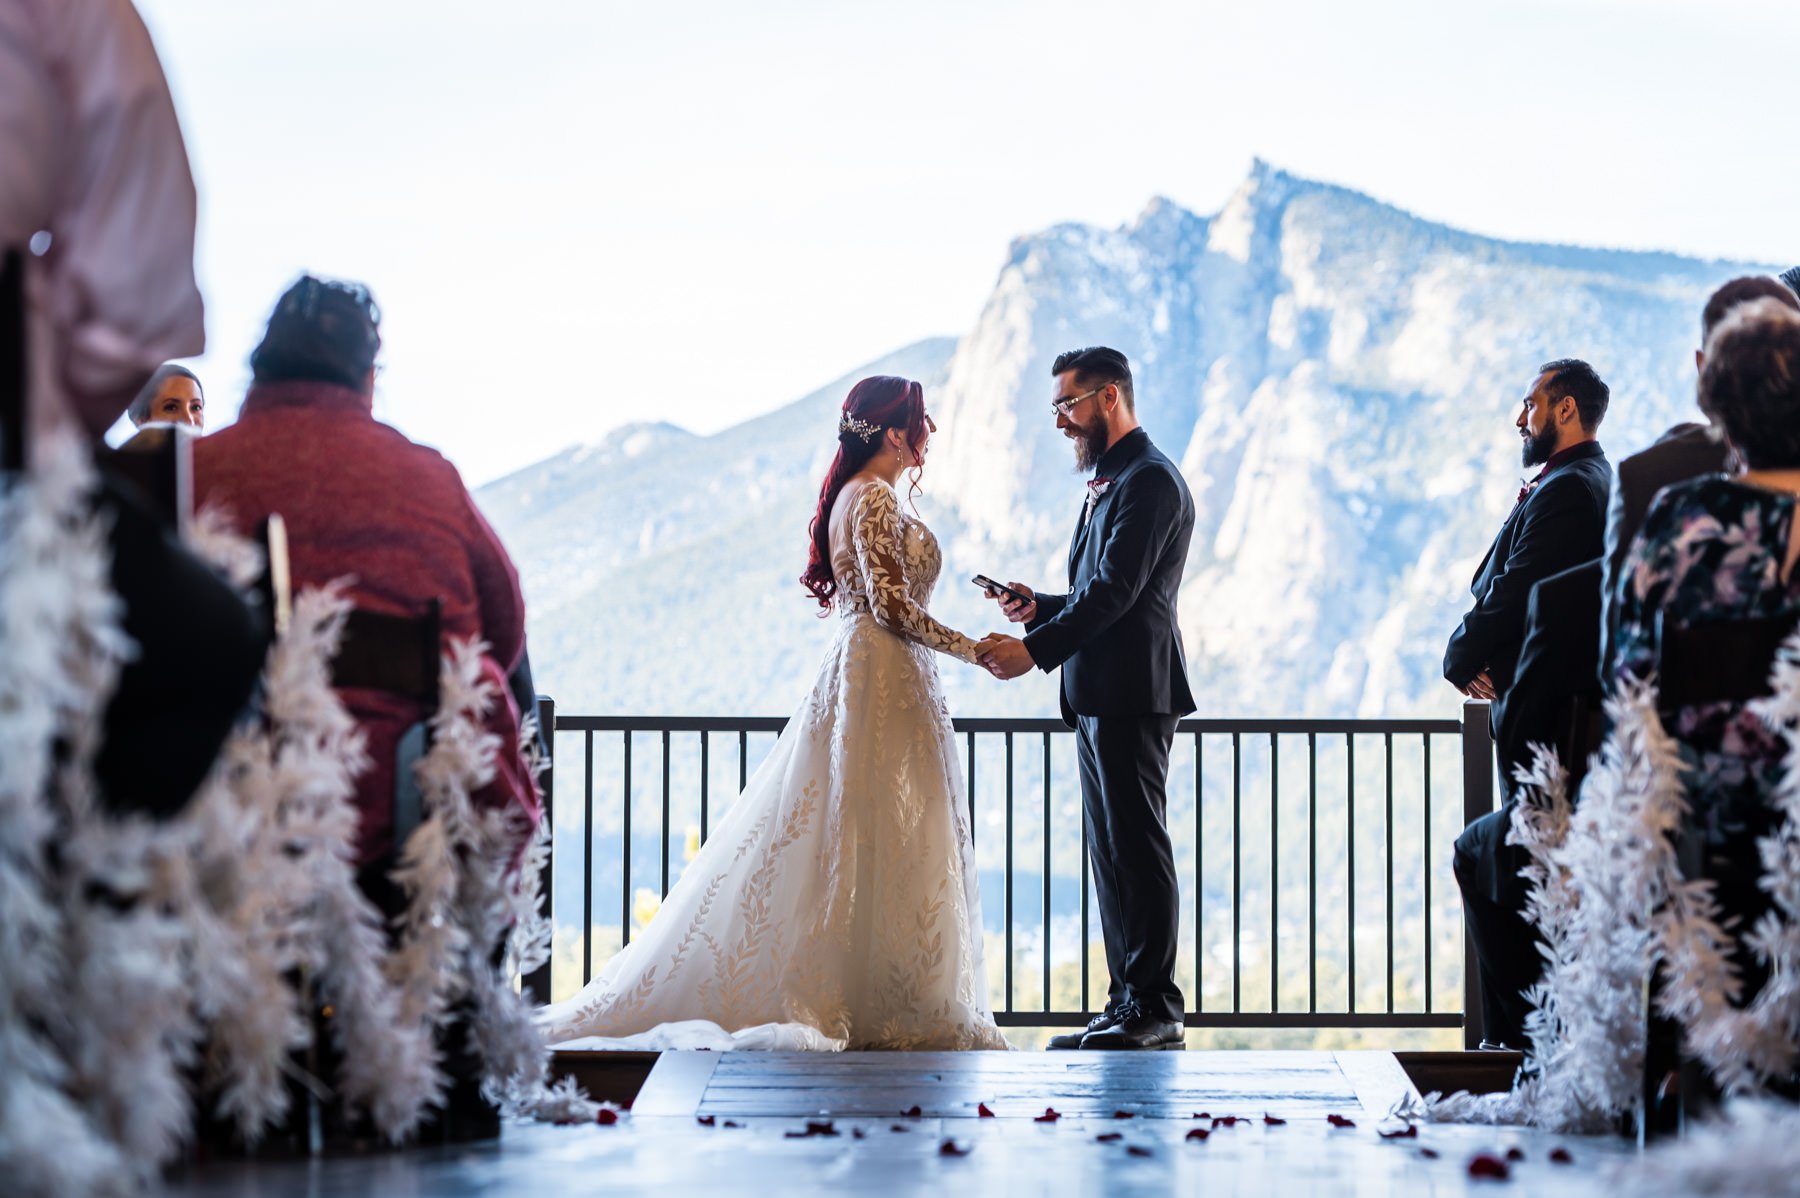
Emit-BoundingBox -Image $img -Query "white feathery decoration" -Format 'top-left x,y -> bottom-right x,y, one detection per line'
0,426 -> 130,1192
1412,680 -> 1684,1131
169,729 -> 310,1140
393,638 -> 594,1122
268,584 -> 442,1141
18,426 -> 207,1181
1420,656 -> 1800,1132
1611,1101 -> 1800,1195
188,503 -> 265,591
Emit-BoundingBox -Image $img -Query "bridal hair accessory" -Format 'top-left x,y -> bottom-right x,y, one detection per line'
839,413 -> 882,444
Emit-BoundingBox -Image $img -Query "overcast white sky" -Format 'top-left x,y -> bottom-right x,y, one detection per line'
133,0 -> 1798,486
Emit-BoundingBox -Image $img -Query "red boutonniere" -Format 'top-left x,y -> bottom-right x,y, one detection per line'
1085,477 -> 1116,524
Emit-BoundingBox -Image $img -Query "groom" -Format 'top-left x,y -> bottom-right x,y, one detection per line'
979,346 -> 1196,1050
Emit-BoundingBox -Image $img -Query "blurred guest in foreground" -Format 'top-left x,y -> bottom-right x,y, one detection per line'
1,0 -> 260,817
1599,276 -> 1800,674
1612,297 -> 1800,999
127,362 -> 205,429
193,275 -> 539,867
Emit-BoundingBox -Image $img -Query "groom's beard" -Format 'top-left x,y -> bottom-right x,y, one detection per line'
1520,421 -> 1558,468
1068,421 -> 1109,472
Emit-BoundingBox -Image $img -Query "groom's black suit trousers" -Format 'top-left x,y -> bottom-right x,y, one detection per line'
1076,713 -> 1183,1023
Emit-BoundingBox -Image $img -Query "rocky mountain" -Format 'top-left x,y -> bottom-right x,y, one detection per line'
480,161 -> 1766,723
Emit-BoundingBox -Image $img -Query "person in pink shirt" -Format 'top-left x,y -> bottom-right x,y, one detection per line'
194,275 -> 539,869
0,0 -> 205,444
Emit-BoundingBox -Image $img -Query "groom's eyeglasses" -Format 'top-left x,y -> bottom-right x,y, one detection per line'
1051,387 -> 1103,418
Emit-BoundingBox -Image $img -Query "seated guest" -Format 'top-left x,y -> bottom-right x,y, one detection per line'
193,275 -> 539,869
1613,296 -> 1800,1000
1449,358 -> 1613,1049
126,362 -> 205,429
1599,277 -> 1800,675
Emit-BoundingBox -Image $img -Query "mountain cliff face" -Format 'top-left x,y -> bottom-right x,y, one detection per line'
481,162 -> 1763,721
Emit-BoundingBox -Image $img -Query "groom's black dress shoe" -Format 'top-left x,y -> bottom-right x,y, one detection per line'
1080,1002 -> 1184,1050
1047,1003 -> 1124,1050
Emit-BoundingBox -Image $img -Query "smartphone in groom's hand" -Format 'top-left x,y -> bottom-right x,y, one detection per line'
971,574 -> 1031,608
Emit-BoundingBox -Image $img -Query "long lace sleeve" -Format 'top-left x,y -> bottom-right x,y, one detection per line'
849,483 -> 980,663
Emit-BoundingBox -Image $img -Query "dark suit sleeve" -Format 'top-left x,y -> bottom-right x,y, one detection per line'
1023,468 -> 1180,673
1026,591 -> 1067,629
1443,473 -> 1604,688
1495,561 -> 1601,796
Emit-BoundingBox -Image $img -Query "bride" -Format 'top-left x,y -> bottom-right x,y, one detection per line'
537,375 -> 1010,1051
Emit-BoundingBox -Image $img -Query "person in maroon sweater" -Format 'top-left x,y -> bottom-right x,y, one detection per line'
194,276 -> 538,868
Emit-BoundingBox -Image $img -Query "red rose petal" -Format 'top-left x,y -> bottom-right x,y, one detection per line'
1505,1146 -> 1525,1162
1126,1145 -> 1154,1157
904,1105 -> 923,1118
1419,1147 -> 1440,1159
889,1124 -> 909,1133
1213,1115 -> 1245,1128
1112,1110 -> 1136,1119
1192,1111 -> 1211,1120
696,1115 -> 715,1127
1549,1147 -> 1574,1165
1327,1114 -> 1357,1128
784,1120 -> 840,1139
939,1139 -> 971,1157
1263,1113 -> 1287,1126
852,1128 -> 867,1140
978,1103 -> 996,1118
1034,1108 -> 1061,1123
1378,1124 -> 1419,1140
1467,1153 -> 1510,1179
595,1108 -> 619,1126
1186,1127 -> 1210,1142
722,1120 -> 743,1129
1095,1132 -> 1124,1143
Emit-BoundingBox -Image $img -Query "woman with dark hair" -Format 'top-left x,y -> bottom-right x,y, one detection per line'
1612,296 -> 1800,1005
539,375 -> 1008,1051
126,362 -> 204,428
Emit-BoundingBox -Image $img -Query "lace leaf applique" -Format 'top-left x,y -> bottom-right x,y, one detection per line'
847,482 -> 979,663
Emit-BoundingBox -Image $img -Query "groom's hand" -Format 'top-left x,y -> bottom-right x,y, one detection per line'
984,581 -> 1036,624
977,634 -> 1036,680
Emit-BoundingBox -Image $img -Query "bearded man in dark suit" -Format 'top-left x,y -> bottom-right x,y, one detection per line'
978,346 -> 1196,1051
1446,358 -> 1612,1048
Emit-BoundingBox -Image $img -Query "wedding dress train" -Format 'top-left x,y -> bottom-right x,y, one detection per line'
537,477 -> 1008,1050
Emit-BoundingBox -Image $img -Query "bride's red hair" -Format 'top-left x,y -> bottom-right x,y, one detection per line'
800,376 -> 928,610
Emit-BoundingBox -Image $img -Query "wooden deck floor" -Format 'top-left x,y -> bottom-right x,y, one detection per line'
159,1051 -> 1644,1197
626,1048 -> 1419,1120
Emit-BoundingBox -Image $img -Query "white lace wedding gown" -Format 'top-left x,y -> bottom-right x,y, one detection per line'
538,476 -> 1009,1051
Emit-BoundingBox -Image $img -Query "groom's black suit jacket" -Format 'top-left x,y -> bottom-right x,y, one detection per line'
1024,428 -> 1197,726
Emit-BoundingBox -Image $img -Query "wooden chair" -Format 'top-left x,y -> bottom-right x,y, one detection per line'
331,600 -> 442,853
1641,610 -> 1800,1141
102,423 -> 194,532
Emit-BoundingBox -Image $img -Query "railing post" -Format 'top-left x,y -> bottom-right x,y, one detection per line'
523,695 -> 555,1006
1459,699 -> 1495,1049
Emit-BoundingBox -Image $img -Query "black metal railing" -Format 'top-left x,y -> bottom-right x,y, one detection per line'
525,701 -> 1495,1046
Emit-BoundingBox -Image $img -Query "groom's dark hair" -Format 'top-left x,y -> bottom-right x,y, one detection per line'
1052,346 -> 1134,412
